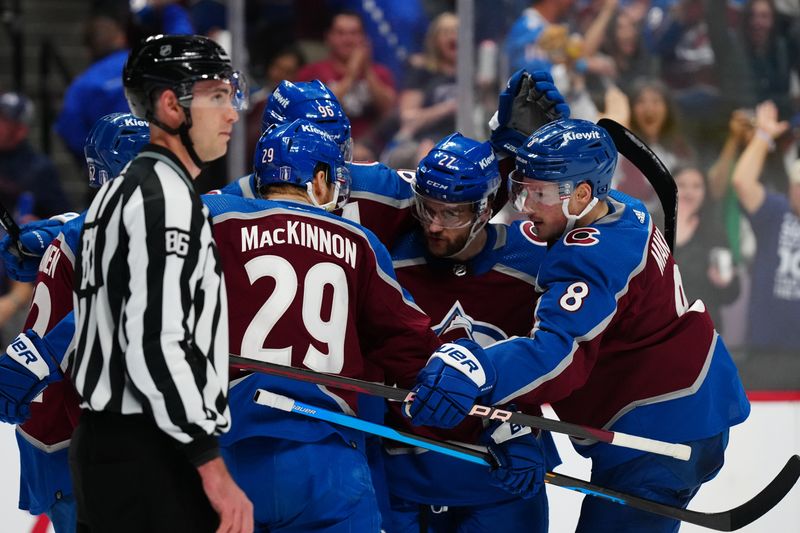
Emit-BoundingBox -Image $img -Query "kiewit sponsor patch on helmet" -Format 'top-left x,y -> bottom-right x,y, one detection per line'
123,118 -> 148,127
272,88 -> 290,108
299,123 -> 333,141
477,152 -> 496,170
563,131 -> 601,141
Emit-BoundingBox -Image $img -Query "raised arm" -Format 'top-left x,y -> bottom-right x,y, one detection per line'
731,101 -> 788,215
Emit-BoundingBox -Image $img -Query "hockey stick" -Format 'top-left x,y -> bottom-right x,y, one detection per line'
0,198 -> 38,259
254,388 -> 800,531
229,355 -> 692,461
597,118 -> 678,252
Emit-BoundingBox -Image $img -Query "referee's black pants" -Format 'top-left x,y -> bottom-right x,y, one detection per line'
69,411 -> 219,533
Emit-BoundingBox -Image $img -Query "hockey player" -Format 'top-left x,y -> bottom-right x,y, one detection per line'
219,78 -> 418,245
205,118 -> 442,531
406,119 -> 751,532
0,112 -> 149,532
383,133 -> 560,533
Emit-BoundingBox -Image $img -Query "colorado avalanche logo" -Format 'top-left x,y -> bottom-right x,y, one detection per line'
564,227 -> 600,246
397,169 -> 416,184
519,221 -> 547,246
433,301 -> 508,347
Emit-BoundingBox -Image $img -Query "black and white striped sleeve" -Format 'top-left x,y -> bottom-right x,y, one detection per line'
122,162 -> 230,464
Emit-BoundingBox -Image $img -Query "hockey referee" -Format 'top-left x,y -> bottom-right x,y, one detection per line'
70,35 -> 252,533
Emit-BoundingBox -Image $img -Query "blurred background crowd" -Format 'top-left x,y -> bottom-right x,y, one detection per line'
0,0 -> 798,389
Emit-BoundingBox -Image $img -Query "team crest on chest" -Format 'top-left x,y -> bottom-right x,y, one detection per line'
433,301 -> 508,346
564,227 -> 600,246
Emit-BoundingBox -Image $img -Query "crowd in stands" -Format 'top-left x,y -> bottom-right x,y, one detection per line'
2,0 -> 799,388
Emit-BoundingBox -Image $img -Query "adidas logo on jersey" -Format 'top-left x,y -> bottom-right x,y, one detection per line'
633,209 -> 646,224
564,131 -> 601,142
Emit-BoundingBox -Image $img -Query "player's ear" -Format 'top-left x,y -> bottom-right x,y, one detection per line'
568,182 -> 594,213
575,182 -> 593,204
311,169 -> 333,205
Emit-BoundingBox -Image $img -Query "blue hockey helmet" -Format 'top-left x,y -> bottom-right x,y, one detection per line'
254,118 -> 350,210
512,118 -> 616,203
413,133 -> 500,231
84,112 -> 150,188
263,80 -> 352,161
415,133 -> 500,203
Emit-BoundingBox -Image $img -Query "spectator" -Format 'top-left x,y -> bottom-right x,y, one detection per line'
54,14 -> 130,163
673,165 -> 741,329
738,0 -> 795,116
246,45 -> 306,159
707,108 -> 757,266
504,0 -> 577,75
731,100 -> 800,388
0,92 -> 70,220
0,92 -> 66,344
329,0 -> 429,87
642,0 -> 720,128
590,7 -> 656,95
387,11 -> 458,167
617,78 -> 693,224
296,10 -> 397,159
135,0 -> 195,37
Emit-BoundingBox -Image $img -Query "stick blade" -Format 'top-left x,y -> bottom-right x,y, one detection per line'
724,454 -> 800,531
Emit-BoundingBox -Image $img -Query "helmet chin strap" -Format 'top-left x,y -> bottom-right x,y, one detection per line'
560,196 -> 598,235
306,181 -> 340,211
445,203 -> 491,259
148,107 -> 209,170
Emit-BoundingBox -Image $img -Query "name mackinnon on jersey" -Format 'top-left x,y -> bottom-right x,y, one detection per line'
241,221 -> 358,268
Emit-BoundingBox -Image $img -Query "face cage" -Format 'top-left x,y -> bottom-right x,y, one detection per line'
508,170 -> 574,212
412,191 -> 488,230
177,70 -> 249,111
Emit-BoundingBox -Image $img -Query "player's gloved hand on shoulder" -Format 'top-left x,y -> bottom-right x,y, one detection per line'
0,214 -> 78,282
489,69 -> 571,157
482,414 -> 546,499
0,329 -> 62,424
404,339 -> 495,428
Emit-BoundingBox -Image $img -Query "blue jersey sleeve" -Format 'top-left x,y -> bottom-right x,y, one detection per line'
349,162 -> 414,202
215,174 -> 258,198
486,223 -> 648,407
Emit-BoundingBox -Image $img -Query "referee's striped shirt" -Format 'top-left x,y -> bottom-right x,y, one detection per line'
72,144 -> 230,464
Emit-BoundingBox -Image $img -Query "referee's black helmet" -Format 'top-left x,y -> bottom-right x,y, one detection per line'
123,34 -> 244,120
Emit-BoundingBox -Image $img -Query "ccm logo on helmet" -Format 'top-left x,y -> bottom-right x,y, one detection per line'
564,131 -> 601,141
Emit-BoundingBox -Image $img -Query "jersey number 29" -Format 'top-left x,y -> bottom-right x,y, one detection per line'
241,255 -> 348,373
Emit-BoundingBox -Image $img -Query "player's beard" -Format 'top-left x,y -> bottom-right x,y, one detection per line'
424,229 -> 471,258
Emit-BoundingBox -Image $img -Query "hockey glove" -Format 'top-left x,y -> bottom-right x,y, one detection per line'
0,329 -> 62,424
489,69 -> 571,157
482,416 -> 546,499
405,339 -> 495,428
0,214 -> 78,282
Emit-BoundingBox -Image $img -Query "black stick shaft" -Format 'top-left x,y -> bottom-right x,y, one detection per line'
229,356 -> 691,460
